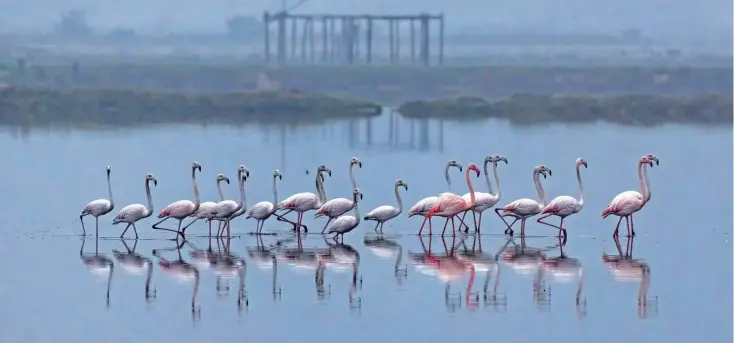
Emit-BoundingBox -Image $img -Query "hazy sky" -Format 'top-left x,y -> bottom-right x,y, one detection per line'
1,0 -> 731,42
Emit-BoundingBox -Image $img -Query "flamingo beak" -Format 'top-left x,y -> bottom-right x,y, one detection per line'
500,157 -> 508,164
153,179 -> 158,186
547,168 -> 552,176
197,165 -> 202,172
582,161 -> 588,168
653,157 -> 659,166
402,184 -> 408,191
357,161 -> 362,168
326,169 -> 332,177
278,174 -> 282,180
473,167 -> 480,177
359,192 -> 363,200
458,164 -> 463,172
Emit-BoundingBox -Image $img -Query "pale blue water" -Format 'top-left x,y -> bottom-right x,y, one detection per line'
0,112 -> 731,343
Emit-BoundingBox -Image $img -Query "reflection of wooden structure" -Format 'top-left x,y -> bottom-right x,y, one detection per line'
263,11 -> 445,65
345,109 -> 445,152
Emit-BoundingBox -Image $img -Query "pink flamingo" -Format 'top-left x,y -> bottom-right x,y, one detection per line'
494,165 -> 552,237
418,163 -> 481,236
536,158 -> 588,238
601,154 -> 659,237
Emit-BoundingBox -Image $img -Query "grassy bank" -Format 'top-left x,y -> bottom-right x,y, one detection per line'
0,86 -> 381,126
397,94 -> 733,126
2,64 -> 730,103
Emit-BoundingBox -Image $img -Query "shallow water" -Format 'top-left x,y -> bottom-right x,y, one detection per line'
0,113 -> 731,343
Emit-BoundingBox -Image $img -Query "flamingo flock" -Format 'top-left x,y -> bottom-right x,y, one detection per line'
79,154 -> 659,240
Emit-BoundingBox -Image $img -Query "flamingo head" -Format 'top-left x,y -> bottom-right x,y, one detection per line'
536,165 -> 552,178
493,155 -> 508,165
317,165 -> 332,177
576,158 -> 588,169
353,188 -> 363,202
216,173 -> 230,184
395,179 -> 408,191
639,156 -> 654,167
238,165 -> 250,180
350,157 -> 362,168
106,166 -> 111,175
146,173 -> 158,186
192,162 -> 202,172
273,169 -> 282,180
644,154 -> 659,167
447,160 -> 462,172
467,163 -> 480,177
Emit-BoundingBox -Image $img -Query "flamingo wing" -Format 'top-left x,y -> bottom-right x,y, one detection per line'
317,197 -> 354,217
602,191 -> 643,217
541,195 -> 581,216
463,191 -> 497,211
364,205 -> 398,221
280,192 -> 319,211
327,216 -> 358,234
409,196 -> 438,216
500,198 -> 541,216
213,200 -> 238,218
193,202 -> 217,217
82,199 -> 113,216
163,200 -> 196,218
113,204 -> 147,223
433,194 -> 468,216
247,201 -> 275,219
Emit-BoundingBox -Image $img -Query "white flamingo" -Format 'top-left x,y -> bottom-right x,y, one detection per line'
246,169 -> 283,235
460,155 -> 508,233
80,166 -> 115,237
153,162 -> 202,239
315,157 -> 362,233
209,166 -> 248,237
326,188 -> 363,242
537,158 -> 588,237
408,160 -> 463,228
189,174 -> 230,237
275,165 -> 331,233
112,173 -> 157,239
363,179 -> 408,234
494,165 -> 552,237
601,154 -> 659,237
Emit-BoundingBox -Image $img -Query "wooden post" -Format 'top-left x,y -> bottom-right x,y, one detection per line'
366,18 -> 373,64
438,14 -> 444,65
263,12 -> 271,63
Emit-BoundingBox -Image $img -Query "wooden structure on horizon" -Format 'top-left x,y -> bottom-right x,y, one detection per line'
262,11 -> 445,66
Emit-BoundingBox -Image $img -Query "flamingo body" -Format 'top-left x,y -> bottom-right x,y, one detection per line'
192,202 -> 217,218
432,194 -> 471,217
327,216 -> 359,235
160,200 -> 197,219
279,192 -> 320,212
408,196 -> 438,216
463,192 -> 500,212
364,205 -> 399,222
501,198 -> 543,217
247,201 -> 275,220
602,191 -> 644,217
212,200 -> 239,219
316,198 -> 354,218
541,196 -> 583,217
82,199 -> 114,217
113,204 -> 149,224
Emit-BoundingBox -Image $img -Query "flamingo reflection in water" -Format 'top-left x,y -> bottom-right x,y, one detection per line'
322,237 -> 362,311
501,236 -> 565,312
112,239 -> 156,302
364,234 -> 408,285
455,235 -> 512,312
535,236 -> 586,318
273,235 -> 332,299
602,236 -> 658,318
80,237 -> 114,307
206,236 -> 247,312
409,235 -> 478,312
246,235 -> 282,301
152,240 -> 201,320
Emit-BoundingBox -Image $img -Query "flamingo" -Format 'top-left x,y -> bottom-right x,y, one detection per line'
112,173 -> 157,239
363,179 -> 408,234
246,169 -> 283,235
601,154 -> 659,237
315,157 -> 362,233
326,188 -> 364,242
188,174 -> 230,237
539,240 -> 586,318
363,235 -> 408,283
80,237 -> 114,307
419,163 -> 481,236
494,165 -> 552,237
80,166 -> 115,237
208,166 -> 248,238
408,160 -> 463,229
246,236 -> 282,300
275,165 -> 332,233
153,162 -> 202,239
112,239 -> 156,301
602,236 -> 657,318
536,158 -> 588,238
460,155 -> 508,233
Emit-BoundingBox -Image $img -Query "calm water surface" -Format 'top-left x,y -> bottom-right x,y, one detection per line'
0,114 -> 731,343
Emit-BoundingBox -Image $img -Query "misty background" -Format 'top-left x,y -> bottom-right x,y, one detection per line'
1,0 -> 731,49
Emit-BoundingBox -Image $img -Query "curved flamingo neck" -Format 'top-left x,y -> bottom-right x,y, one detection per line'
483,160 -> 494,195
352,192 -> 361,224
534,170 -> 548,206
216,178 -> 225,201
234,170 -> 246,213
107,172 -> 114,208
315,171 -> 326,205
394,183 -> 404,215
465,169 -> 477,208
191,168 -> 201,213
144,179 -> 154,218
637,161 -> 648,204
492,162 -> 502,198
349,163 -> 358,190
643,163 -> 652,202
445,163 -> 453,192
271,175 -> 279,208
576,164 -> 585,207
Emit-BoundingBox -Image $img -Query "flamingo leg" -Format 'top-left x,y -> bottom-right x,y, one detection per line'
80,214 -> 88,235
320,218 -> 333,234
95,217 -> 99,237
520,218 -> 526,237
472,211 -> 479,234
153,217 -> 184,238
630,215 -> 636,236
459,211 -> 469,232
440,218 -> 451,237
120,223 -> 131,238
478,212 -> 484,233
537,214 -> 567,237
418,214 -> 432,236
372,221 -> 380,233
296,212 -> 304,234
625,216 -> 631,237
379,222 -> 385,234
612,216 -> 623,237
495,208 -> 519,234
275,209 -> 308,231
180,217 -> 200,234
451,217 -> 457,236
